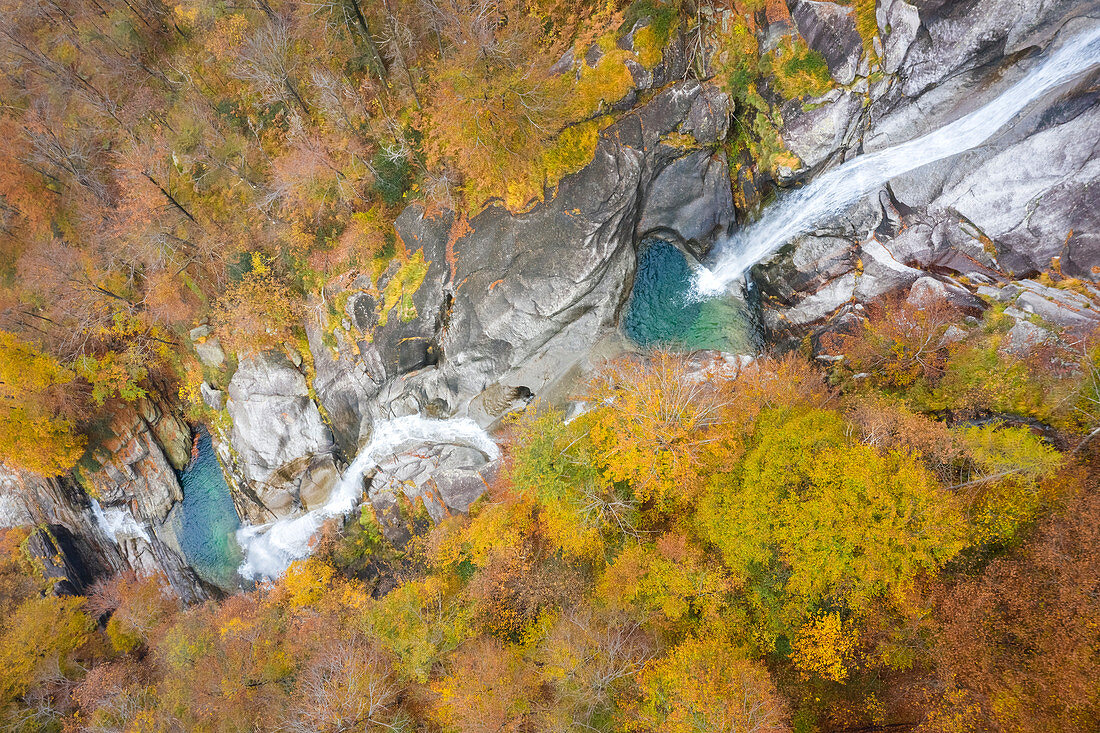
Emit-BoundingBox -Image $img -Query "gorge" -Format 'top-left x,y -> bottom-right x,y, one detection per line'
0,0 -> 1098,728
698,21 -> 1100,294
4,0 -> 1099,606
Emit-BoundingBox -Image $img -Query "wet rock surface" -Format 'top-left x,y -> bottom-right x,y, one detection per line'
369,440 -> 498,535
755,0 -> 1100,344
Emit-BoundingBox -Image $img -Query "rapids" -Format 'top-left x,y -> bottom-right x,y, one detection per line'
237,414 -> 498,580
695,24 -> 1100,295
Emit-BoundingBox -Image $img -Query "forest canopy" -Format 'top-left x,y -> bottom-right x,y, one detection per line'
0,1 -> 1098,732
2,340 -> 1098,731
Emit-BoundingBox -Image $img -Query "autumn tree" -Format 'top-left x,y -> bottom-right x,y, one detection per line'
951,423 -> 1062,547
823,290 -> 960,390
539,607 -> 654,729
360,575 -> 472,683
233,18 -> 313,116
0,595 -> 94,725
921,469 -> 1100,732
71,659 -> 158,732
630,635 -> 788,733
846,394 -> 958,476
698,407 -> 965,651
422,0 -> 569,206
576,351 -> 745,511
432,636 -> 539,733
1071,334 -> 1100,445
0,331 -> 86,475
598,532 -> 736,632
504,409 -> 629,562
288,636 -> 402,733
86,572 -> 181,652
212,255 -> 304,356
155,593 -> 294,730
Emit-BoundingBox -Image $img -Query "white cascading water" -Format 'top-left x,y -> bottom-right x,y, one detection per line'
90,499 -> 151,543
236,414 -> 500,580
694,24 -> 1100,296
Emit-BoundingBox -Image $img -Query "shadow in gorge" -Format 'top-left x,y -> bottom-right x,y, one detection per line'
622,238 -> 761,353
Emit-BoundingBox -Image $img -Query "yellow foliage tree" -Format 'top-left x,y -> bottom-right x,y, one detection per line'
790,612 -> 858,682
0,595 -> 94,710
630,635 -> 788,733
281,558 -> 336,609
422,0 -> 569,208
699,407 -> 965,648
579,352 -> 743,510
0,331 -> 85,475
431,636 -> 537,733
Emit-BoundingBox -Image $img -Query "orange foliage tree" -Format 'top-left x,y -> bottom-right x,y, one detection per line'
922,467 -> 1100,732
212,257 -> 304,357
422,0 -> 569,207
823,290 -> 960,390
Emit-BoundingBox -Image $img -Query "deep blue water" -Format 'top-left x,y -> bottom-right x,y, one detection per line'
623,239 -> 755,352
178,428 -> 243,589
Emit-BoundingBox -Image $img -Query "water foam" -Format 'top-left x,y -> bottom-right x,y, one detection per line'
236,414 -> 499,580
91,499 -> 151,543
695,24 -> 1100,296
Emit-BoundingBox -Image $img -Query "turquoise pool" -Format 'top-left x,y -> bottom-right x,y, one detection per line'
178,428 -> 243,590
623,239 -> 756,352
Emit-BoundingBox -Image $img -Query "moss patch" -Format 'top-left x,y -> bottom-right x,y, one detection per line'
708,13 -> 804,177
632,23 -> 664,70
379,251 -> 429,328
851,0 -> 879,59
661,131 -> 700,150
543,116 -> 614,188
620,0 -> 681,50
571,45 -> 636,120
763,37 -> 833,100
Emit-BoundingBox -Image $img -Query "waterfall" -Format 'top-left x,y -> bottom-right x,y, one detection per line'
236,414 -> 500,580
90,499 -> 151,543
694,24 -> 1100,296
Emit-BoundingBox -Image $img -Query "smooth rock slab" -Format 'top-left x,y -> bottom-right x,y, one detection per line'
635,149 -> 735,255
1001,320 -> 1053,356
226,352 -> 335,519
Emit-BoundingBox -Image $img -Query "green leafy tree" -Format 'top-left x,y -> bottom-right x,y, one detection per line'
699,408 -> 965,648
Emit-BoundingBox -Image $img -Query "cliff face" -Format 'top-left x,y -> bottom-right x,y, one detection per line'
0,396 -> 210,603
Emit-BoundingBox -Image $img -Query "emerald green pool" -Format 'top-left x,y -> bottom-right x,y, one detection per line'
623,239 -> 756,352
177,428 -> 243,590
